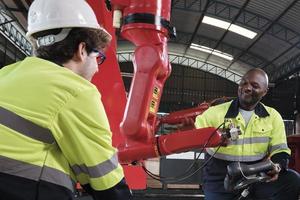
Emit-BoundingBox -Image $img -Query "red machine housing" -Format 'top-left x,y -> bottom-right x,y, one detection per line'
287,134 -> 300,172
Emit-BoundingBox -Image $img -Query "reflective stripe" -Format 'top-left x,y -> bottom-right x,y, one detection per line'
41,167 -> 75,191
0,155 -> 74,191
269,143 -> 289,153
0,106 -> 54,144
71,153 -> 118,178
206,148 -> 267,162
228,137 -> 270,146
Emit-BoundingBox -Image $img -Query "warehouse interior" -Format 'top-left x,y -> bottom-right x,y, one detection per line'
1,0 -> 300,199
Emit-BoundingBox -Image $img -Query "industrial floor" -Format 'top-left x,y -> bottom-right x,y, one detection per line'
132,189 -> 204,200
76,188 -> 204,200
76,189 -> 300,200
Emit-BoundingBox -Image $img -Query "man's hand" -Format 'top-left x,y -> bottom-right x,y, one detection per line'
220,134 -> 230,146
266,163 -> 281,182
177,117 -> 195,130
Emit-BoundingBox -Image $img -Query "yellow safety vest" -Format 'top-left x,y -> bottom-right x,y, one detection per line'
195,99 -> 290,162
0,57 -> 124,191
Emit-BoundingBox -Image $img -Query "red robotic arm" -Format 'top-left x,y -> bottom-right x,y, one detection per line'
109,0 -> 224,164
88,0 -> 224,189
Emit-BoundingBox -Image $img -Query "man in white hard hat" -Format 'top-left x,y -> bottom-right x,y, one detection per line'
0,0 -> 132,199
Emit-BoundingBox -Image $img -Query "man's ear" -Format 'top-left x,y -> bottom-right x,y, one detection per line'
73,42 -> 87,63
263,87 -> 269,97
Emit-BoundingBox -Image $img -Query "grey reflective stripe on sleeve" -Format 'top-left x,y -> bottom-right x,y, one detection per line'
206,148 -> 267,162
0,155 -> 74,191
71,153 -> 119,178
228,137 -> 270,146
0,106 -> 54,144
269,143 -> 289,153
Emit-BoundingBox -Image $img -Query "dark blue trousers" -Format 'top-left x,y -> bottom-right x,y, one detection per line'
204,169 -> 300,200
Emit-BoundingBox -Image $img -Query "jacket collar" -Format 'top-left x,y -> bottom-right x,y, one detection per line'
225,98 -> 270,118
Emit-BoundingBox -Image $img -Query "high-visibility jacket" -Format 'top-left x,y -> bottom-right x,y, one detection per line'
194,98 -> 291,192
0,57 -> 124,199
195,98 -> 291,162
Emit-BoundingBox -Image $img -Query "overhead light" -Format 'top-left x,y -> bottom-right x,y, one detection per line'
202,16 -> 257,39
190,43 -> 234,61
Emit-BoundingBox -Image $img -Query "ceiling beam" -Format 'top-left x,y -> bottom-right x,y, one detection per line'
0,8 -> 31,55
270,52 -> 300,82
200,0 -> 250,69
117,51 -> 242,84
172,0 -> 300,46
173,31 -> 269,68
225,0 -> 298,73
262,39 -> 300,73
183,0 -> 210,55
12,0 -> 28,19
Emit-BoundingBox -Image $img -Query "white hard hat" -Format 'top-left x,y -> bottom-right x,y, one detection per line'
26,0 -> 109,39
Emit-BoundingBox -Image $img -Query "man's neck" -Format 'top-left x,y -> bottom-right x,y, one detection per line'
239,101 -> 258,111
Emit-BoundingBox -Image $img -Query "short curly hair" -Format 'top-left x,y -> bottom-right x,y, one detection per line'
32,28 -> 111,66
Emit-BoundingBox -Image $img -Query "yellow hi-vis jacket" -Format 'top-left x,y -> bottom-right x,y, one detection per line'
195,99 -> 291,162
0,57 -> 124,192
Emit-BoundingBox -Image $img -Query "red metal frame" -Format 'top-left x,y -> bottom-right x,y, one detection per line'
287,134 -> 300,173
158,102 -> 209,125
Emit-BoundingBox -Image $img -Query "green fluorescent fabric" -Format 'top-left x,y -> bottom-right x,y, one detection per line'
195,100 -> 290,162
0,57 -> 124,191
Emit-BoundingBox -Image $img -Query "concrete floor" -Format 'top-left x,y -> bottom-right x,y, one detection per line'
132,189 -> 204,200
75,189 -> 300,200
76,188 -> 204,200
